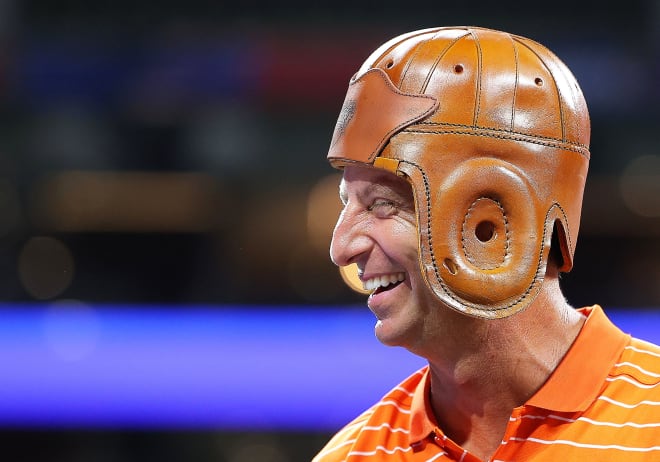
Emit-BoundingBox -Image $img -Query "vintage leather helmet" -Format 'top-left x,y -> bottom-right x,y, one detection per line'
328,26 -> 591,318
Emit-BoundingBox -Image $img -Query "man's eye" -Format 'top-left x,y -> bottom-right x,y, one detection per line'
367,200 -> 396,213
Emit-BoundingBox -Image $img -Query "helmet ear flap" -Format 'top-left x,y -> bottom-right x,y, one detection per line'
550,219 -> 573,273
411,157 -> 549,318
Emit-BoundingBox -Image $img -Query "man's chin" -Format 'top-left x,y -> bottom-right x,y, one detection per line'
374,320 -> 408,347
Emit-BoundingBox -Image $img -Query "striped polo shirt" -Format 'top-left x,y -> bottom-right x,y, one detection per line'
313,306 -> 660,461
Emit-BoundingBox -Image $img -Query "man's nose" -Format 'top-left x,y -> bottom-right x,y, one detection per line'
329,206 -> 369,268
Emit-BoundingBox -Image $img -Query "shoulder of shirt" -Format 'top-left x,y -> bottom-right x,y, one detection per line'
610,336 -> 660,390
312,366 -> 428,461
312,407 -> 373,461
622,337 -> 660,368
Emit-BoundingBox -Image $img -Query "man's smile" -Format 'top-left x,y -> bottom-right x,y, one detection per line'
362,272 -> 406,293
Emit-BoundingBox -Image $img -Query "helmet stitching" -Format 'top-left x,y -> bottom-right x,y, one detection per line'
403,125 -> 590,157
461,197 -> 510,270
401,158 -> 555,317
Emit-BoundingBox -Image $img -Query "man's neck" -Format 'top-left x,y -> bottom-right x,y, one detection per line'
424,277 -> 586,460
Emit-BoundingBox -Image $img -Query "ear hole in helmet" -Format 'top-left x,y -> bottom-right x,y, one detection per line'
454,64 -> 464,73
475,220 -> 496,242
385,58 -> 395,69
535,77 -> 544,86
461,197 -> 508,270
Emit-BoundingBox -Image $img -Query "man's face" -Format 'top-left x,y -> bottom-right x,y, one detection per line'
330,165 -> 438,348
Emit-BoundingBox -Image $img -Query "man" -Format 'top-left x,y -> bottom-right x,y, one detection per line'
314,27 -> 660,461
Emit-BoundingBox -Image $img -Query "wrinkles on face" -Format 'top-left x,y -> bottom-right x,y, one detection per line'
331,166 -> 416,270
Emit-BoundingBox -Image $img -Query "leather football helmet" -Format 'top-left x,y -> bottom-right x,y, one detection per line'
328,26 -> 590,318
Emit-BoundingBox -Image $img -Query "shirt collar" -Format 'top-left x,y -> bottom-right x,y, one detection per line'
407,305 -> 629,444
409,366 -> 435,444
526,305 -> 629,411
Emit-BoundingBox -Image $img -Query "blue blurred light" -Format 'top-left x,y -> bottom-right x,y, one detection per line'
0,303 -> 656,431
0,303 -> 424,430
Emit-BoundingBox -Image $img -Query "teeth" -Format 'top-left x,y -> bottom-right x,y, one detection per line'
363,273 -> 405,292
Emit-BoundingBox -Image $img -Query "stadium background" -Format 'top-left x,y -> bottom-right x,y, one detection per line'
0,1 -> 659,460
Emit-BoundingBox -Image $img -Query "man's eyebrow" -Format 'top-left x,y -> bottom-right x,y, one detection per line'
365,182 -> 394,195
338,172 -> 411,205
365,176 -> 409,199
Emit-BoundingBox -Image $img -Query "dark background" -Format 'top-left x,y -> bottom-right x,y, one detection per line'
0,0 -> 659,460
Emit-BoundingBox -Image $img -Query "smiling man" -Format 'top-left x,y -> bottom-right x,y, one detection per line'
313,27 -> 660,461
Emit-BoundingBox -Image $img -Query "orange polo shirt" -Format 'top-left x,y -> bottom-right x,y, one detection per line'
313,306 -> 660,461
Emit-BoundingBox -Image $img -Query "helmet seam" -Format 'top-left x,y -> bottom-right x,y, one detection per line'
404,123 -> 589,158
399,34 -> 435,91
471,29 -> 483,127
514,36 -> 568,142
419,32 -> 470,95
511,36 -> 520,133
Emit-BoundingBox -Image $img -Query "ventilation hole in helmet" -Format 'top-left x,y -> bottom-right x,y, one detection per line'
475,221 -> 496,242
443,258 -> 458,275
535,77 -> 543,86
385,58 -> 394,69
454,64 -> 464,74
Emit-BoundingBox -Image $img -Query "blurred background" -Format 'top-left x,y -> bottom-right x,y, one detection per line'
0,0 -> 659,460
